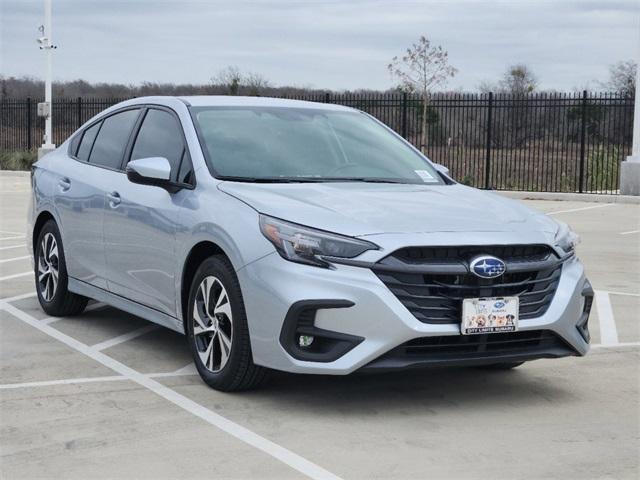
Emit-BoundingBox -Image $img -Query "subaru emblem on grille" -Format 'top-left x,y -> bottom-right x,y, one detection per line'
469,255 -> 506,279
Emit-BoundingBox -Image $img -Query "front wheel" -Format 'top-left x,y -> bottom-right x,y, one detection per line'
186,255 -> 269,391
35,220 -> 88,316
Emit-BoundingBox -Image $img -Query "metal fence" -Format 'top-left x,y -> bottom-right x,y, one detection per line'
0,92 -> 633,194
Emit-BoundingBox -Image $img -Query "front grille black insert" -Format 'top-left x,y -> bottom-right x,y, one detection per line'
373,245 -> 563,324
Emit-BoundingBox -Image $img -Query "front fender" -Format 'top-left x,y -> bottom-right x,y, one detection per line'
174,186 -> 275,321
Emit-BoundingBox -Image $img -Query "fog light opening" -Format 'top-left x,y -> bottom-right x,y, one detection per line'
298,335 -> 315,348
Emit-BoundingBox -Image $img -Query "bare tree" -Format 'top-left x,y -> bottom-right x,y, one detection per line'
500,64 -> 537,95
388,36 -> 457,152
245,71 -> 271,96
212,65 -> 242,95
601,60 -> 637,96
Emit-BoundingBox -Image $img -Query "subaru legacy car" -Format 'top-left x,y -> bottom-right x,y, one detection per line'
28,96 -> 593,391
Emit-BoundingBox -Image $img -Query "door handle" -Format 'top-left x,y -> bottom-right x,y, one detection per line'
107,191 -> 121,207
58,177 -> 71,191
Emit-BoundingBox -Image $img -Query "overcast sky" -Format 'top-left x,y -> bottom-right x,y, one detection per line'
1,0 -> 638,91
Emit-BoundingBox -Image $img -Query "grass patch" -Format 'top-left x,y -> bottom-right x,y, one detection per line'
0,150 -> 38,171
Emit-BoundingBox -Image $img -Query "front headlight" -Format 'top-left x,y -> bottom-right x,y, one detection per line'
554,221 -> 580,255
259,215 -> 379,268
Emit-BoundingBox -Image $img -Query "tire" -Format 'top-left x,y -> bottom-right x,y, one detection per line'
479,362 -> 525,370
186,255 -> 269,391
35,220 -> 88,316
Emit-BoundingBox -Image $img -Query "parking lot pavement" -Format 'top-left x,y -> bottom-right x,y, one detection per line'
1,174 -> 639,479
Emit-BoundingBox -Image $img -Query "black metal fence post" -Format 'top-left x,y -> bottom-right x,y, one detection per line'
484,92 -> 493,189
26,97 -> 32,150
578,90 -> 587,193
77,97 -> 82,128
401,92 -> 408,138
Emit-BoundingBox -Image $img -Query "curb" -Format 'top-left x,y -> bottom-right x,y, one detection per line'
497,191 -> 640,205
0,171 -> 30,177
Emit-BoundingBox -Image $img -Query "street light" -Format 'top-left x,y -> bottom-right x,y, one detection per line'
37,0 -> 57,158
620,27 -> 640,195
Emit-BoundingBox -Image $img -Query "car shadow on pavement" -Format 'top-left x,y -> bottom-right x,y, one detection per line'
245,365 -> 577,414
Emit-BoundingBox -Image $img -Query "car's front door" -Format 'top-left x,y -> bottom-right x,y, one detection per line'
103,106 -> 194,317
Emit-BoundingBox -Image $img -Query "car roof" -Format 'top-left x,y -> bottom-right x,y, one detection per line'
125,95 -> 356,111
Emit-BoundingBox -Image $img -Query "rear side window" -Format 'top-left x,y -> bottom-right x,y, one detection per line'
89,109 -> 140,169
76,122 -> 101,161
130,109 -> 185,179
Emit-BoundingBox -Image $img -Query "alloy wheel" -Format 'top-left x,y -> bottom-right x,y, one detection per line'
37,232 -> 59,302
192,276 -> 233,373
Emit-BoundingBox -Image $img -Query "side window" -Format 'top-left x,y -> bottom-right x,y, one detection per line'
89,109 -> 140,169
75,122 -> 101,161
177,150 -> 194,185
130,109 -> 185,180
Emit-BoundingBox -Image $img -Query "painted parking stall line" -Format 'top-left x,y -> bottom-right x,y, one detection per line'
547,204 -> 615,215
1,291 -> 36,302
0,244 -> 26,251
0,235 -> 26,241
594,291 -> 619,346
41,301 -> 108,324
0,255 -> 30,264
0,375 -> 129,390
0,301 -> 343,480
92,324 -> 159,351
0,271 -> 31,282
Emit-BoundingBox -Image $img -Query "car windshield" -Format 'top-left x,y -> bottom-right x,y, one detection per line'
191,106 -> 444,184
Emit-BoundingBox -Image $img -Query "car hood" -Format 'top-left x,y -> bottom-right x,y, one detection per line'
218,182 -> 559,238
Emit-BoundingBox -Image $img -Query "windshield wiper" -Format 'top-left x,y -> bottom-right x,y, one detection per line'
218,176 -> 326,183
319,177 -> 414,184
218,176 -> 415,184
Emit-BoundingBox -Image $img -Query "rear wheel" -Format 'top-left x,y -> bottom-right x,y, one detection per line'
186,255 -> 269,391
35,220 -> 88,316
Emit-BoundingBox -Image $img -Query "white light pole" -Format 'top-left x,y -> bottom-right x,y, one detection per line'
620,25 -> 640,195
37,0 -> 56,158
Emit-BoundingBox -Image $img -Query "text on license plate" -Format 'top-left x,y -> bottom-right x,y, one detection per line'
461,296 -> 519,335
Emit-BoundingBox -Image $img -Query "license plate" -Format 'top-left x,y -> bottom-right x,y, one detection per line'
461,296 -> 519,335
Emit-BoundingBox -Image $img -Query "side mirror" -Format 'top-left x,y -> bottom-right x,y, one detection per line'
433,163 -> 450,176
126,157 -> 172,189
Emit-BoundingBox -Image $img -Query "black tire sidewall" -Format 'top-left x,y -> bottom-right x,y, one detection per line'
186,256 -> 251,389
35,220 -> 71,314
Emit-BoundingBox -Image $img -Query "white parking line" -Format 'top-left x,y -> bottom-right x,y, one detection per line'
0,244 -> 26,251
1,291 -> 36,303
0,235 -> 26,241
92,324 -> 159,351
620,229 -> 640,235
1,302 -> 342,480
0,230 -> 24,236
0,375 -> 128,390
0,255 -> 30,264
595,291 -> 618,346
41,302 -> 107,324
592,342 -> 640,349
149,362 -> 198,378
547,204 -> 615,215
603,290 -> 640,297
0,271 -> 31,281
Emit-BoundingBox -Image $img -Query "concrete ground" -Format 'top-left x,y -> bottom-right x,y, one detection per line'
1,173 -> 639,480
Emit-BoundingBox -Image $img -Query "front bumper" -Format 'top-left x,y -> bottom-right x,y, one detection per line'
238,251 -> 591,374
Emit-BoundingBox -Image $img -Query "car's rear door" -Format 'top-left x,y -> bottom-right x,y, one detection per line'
103,106 -> 194,317
53,108 -> 139,289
